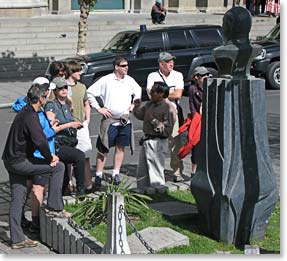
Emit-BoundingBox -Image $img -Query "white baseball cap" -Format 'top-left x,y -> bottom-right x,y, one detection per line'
32,77 -> 56,90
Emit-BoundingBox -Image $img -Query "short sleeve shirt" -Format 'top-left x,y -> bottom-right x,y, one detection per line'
45,100 -> 74,124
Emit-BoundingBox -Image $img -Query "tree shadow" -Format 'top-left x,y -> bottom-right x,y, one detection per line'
0,50 -> 54,82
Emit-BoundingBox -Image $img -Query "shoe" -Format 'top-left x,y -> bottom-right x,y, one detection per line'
112,174 -> 121,186
76,186 -> 86,201
44,208 -> 72,218
28,223 -> 40,233
11,239 -> 38,249
94,176 -> 102,189
85,183 -> 96,194
173,176 -> 185,182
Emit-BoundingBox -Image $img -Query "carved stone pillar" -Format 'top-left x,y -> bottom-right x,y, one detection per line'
190,6 -> 279,246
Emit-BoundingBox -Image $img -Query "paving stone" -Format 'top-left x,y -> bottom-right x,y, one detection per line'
128,227 -> 189,254
165,182 -> 178,192
151,185 -> 168,194
149,201 -> 198,220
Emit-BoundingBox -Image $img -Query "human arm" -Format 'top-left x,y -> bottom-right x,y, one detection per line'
83,99 -> 91,125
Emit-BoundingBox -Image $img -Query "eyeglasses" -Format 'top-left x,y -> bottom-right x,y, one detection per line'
57,86 -> 68,90
117,64 -> 128,68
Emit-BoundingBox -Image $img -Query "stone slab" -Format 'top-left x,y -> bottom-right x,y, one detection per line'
127,227 -> 189,254
149,201 -> 198,220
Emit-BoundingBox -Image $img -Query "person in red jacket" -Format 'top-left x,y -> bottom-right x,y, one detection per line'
188,67 -> 210,174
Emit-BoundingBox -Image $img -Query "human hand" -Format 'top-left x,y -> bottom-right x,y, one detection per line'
133,99 -> 141,107
50,154 -> 59,167
70,121 -> 83,129
97,107 -> 112,118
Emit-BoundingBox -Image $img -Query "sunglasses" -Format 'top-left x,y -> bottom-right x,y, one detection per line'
117,64 -> 128,68
57,86 -> 68,90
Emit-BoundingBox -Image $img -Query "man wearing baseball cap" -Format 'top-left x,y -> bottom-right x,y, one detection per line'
146,52 -> 185,182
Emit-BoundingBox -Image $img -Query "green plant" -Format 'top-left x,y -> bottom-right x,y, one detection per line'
72,176 -> 152,226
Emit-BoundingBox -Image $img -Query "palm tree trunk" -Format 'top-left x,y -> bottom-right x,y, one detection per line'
77,0 -> 90,55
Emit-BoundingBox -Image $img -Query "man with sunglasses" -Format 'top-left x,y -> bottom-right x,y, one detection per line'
87,56 -> 141,188
146,52 -> 185,183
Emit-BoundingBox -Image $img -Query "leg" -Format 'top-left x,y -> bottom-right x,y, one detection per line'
145,139 -> 167,186
84,158 -> 93,188
169,117 -> 184,181
31,184 -> 45,226
57,146 -> 86,193
113,146 -> 125,173
9,173 -> 28,243
96,152 -> 107,173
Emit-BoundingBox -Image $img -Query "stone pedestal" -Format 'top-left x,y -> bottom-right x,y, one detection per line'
190,77 -> 279,245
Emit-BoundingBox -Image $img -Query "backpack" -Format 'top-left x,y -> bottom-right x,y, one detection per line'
12,96 -> 27,112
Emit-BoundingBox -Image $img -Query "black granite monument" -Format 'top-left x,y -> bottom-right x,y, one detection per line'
190,6 -> 279,246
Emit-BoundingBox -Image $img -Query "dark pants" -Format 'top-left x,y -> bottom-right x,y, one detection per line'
151,11 -> 165,24
4,158 -> 65,243
57,146 -> 85,192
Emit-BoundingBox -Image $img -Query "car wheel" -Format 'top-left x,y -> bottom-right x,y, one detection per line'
206,67 -> 218,77
266,61 -> 280,90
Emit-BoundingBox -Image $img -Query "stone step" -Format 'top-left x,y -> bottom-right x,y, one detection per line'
127,227 -> 189,254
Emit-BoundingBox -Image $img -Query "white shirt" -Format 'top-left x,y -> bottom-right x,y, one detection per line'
146,69 -> 184,109
87,73 -> 142,117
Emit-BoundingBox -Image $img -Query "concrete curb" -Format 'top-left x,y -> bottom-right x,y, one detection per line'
39,206 -> 103,254
0,103 -> 13,109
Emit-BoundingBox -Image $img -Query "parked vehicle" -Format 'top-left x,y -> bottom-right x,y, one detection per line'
47,25 -> 224,99
251,23 -> 280,89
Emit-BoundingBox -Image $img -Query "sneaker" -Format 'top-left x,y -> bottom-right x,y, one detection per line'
94,176 -> 102,189
11,239 -> 38,249
28,223 -> 40,233
112,174 -> 121,186
44,208 -> 72,218
173,175 -> 185,183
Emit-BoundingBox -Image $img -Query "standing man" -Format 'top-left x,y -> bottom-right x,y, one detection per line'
87,56 -> 141,188
66,61 -> 94,194
134,82 -> 176,188
146,52 -> 185,182
2,84 -> 70,249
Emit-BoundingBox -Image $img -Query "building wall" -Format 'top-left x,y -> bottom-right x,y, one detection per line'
0,0 -> 238,17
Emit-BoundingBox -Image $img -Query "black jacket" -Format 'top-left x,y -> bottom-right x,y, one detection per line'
2,104 -> 52,164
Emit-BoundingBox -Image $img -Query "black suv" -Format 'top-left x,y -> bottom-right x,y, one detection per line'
251,23 -> 280,89
57,25 -> 223,98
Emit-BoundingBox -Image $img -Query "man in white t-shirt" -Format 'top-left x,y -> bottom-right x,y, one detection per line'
146,52 -> 185,182
87,56 -> 142,188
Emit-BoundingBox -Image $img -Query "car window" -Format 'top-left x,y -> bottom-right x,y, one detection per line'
166,31 -> 189,50
191,28 -> 223,47
102,32 -> 139,52
138,32 -> 164,53
266,24 -> 280,41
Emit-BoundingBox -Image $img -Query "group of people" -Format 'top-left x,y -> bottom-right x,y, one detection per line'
244,0 -> 280,17
3,51 -> 208,249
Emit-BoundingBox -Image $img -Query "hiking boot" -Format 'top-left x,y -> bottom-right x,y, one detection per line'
112,174 -> 121,186
11,239 -> 38,249
94,176 -> 102,190
173,175 -> 185,183
44,208 -> 72,218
